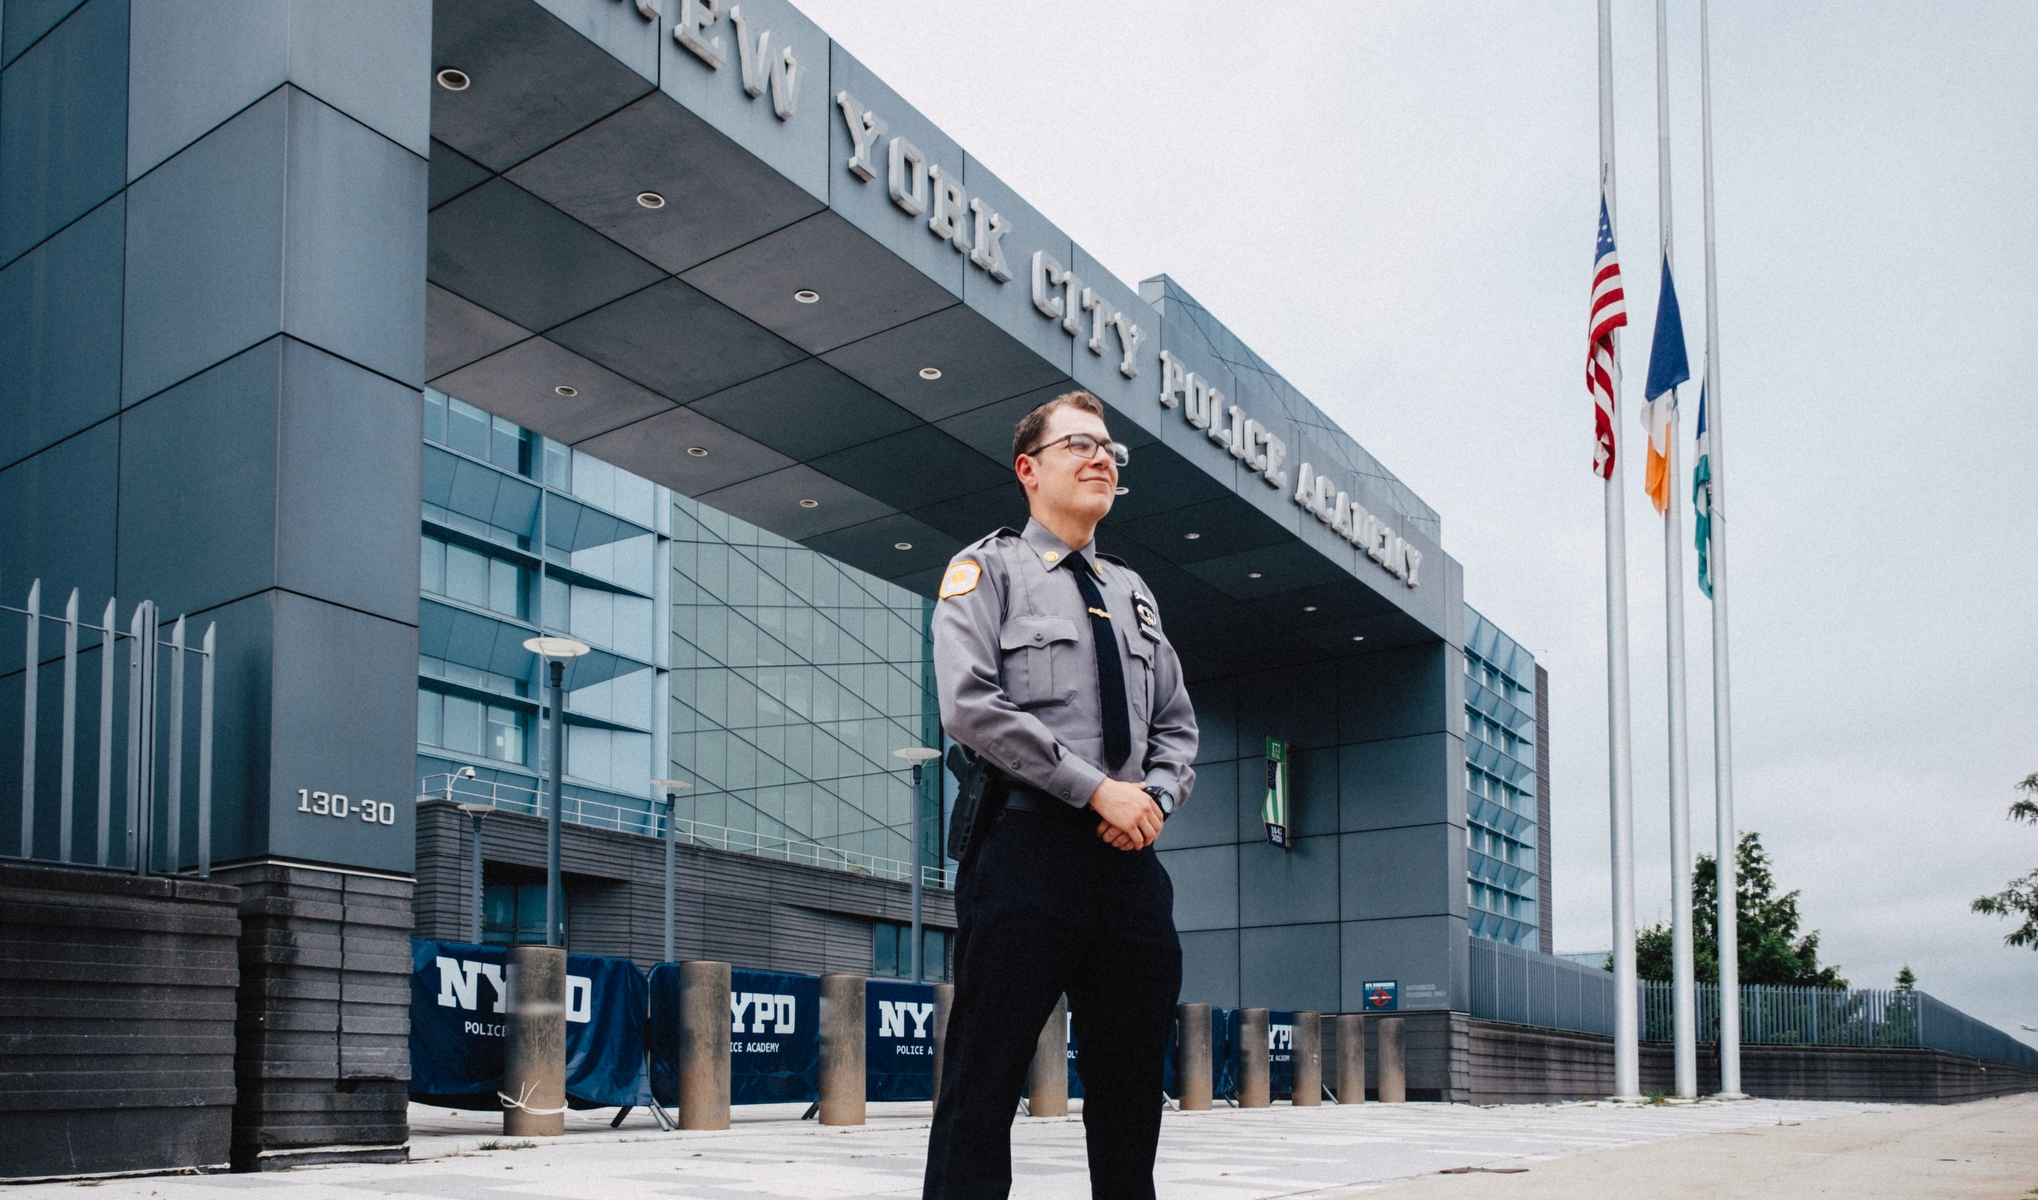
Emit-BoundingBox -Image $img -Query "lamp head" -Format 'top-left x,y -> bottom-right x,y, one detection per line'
892,747 -> 941,764
523,636 -> 592,659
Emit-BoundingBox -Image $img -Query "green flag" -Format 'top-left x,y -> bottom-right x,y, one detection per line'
1262,737 -> 1290,850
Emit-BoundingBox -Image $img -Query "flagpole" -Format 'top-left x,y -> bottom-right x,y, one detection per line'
1698,0 -> 1744,1099
1655,0 -> 1699,1102
1599,0 -> 1641,1103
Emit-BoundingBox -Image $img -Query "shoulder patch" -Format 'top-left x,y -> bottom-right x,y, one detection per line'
939,561 -> 983,599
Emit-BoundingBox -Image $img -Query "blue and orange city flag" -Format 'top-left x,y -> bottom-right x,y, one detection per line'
1692,379 -> 1713,598
1640,253 -> 1691,513
1587,195 -> 1628,479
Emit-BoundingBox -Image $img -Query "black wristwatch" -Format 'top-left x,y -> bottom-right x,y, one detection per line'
1143,785 -> 1175,819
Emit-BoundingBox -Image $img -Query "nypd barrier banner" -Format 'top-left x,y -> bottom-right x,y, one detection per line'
408,940 -> 649,1109
865,980 -> 939,1101
648,966 -> 820,1106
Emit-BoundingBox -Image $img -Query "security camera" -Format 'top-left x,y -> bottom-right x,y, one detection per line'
456,766 -> 477,780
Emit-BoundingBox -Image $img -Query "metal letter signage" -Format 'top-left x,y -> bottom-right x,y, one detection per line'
1291,463 -> 1423,587
1156,350 -> 1288,491
674,0 -> 802,120
835,91 -> 1013,287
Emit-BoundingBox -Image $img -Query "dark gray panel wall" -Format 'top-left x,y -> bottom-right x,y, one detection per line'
0,1 -> 431,877
1157,635 -> 1469,1015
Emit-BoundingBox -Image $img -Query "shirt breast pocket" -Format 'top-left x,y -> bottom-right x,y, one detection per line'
1000,616 -> 1080,709
1126,629 -> 1157,725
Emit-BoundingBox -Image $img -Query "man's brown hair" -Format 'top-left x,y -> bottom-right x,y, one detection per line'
1011,390 -> 1106,463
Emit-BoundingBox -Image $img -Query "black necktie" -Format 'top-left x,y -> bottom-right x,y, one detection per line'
1071,556 -> 1132,771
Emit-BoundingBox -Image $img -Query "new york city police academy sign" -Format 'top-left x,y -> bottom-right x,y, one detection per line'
655,0 -> 1422,589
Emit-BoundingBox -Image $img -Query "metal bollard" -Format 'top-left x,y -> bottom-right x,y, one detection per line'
502,945 -> 567,1136
1291,1010 -> 1322,1106
1377,1016 -> 1407,1104
819,973 -> 866,1126
1237,1007 -> 1270,1107
931,982 -> 955,1111
1027,996 -> 1069,1117
1336,1013 -> 1367,1104
1176,1003 -> 1212,1111
678,960 -> 731,1129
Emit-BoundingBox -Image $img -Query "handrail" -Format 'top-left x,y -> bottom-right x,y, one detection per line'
420,772 -> 954,890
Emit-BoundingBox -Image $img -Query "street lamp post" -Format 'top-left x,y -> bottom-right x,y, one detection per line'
651,778 -> 692,964
892,747 -> 941,983
456,801 -> 493,945
524,637 -> 591,947
502,636 -> 589,1138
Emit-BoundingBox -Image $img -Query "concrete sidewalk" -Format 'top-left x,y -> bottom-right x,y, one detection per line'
17,1094 -> 2031,1198
1338,1092 -> 2038,1199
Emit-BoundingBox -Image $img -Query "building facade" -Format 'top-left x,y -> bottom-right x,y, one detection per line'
0,0 -> 1558,1166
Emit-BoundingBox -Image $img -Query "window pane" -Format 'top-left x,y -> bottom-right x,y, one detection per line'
448,395 -> 491,459
417,689 -> 442,746
445,544 -> 488,607
443,694 -> 484,756
488,557 -> 524,618
421,537 -> 445,595
424,389 -> 447,445
487,704 -> 526,765
873,923 -> 897,978
491,415 -> 522,472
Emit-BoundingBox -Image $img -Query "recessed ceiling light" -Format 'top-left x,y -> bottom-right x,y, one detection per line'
686,446 -> 709,458
1183,532 -> 1200,540
435,68 -> 471,91
1247,572 -> 1262,579
798,499 -> 819,508
1303,605 -> 1318,613
918,367 -> 943,380
1113,486 -> 1129,496
1352,635 -> 1366,642
636,191 -> 666,209
893,541 -> 913,550
554,385 -> 577,397
793,289 -> 820,304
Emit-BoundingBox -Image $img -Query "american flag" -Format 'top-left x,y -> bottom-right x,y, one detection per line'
1587,194 -> 1627,479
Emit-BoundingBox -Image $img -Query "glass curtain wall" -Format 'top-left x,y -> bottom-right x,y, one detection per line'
1464,606 -> 1540,948
417,389 -> 670,828
668,496 -> 939,875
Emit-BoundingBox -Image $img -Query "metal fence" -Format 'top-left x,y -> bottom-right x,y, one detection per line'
1642,982 -> 2038,1069
1467,936 -> 1618,1036
5,581 -> 217,877
1466,938 -> 2038,1070
422,772 -> 954,890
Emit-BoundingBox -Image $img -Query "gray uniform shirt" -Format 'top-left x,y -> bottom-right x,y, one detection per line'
932,518 -> 1198,811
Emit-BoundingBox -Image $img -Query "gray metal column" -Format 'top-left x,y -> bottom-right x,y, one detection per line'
1176,1003 -> 1212,1110
502,946 -> 567,1136
1336,1014 -> 1367,1104
819,974 -> 865,1126
1237,1008 -> 1270,1107
1291,1011 -> 1322,1106
677,961 -> 731,1130
1027,997 -> 1068,1117
1377,1017 -> 1407,1104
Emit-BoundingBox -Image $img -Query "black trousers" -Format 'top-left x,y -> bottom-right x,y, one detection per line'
923,801 -> 1183,1200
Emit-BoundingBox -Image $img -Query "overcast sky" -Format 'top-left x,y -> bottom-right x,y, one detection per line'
794,0 -> 2038,1039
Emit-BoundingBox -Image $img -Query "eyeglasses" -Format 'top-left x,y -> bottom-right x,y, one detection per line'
1023,432 -> 1129,467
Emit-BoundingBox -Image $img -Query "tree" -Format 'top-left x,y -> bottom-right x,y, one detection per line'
1630,831 -> 1847,988
1893,964 -> 1916,990
1971,772 -> 2038,948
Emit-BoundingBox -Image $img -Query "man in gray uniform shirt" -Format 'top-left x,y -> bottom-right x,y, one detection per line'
922,389 -> 1198,1200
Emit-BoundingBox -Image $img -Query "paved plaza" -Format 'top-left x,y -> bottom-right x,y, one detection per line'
19,1093 -> 2037,1199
